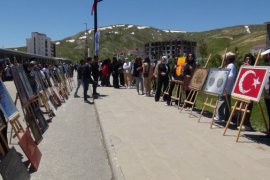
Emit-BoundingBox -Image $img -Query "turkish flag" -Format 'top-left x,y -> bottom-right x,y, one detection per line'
232,66 -> 269,102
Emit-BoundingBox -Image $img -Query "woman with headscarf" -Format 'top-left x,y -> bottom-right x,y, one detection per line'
183,53 -> 196,108
155,56 -> 170,102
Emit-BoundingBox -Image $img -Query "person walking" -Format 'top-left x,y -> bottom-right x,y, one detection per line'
74,60 -> 84,97
82,58 -> 94,104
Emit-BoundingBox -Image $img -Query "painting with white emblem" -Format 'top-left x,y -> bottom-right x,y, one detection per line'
203,68 -> 230,96
231,66 -> 269,102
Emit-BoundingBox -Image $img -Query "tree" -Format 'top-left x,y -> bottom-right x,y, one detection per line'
198,39 -> 208,58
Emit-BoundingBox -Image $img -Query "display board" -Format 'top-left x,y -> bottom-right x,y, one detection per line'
189,68 -> 208,90
18,130 -> 42,171
231,66 -> 269,102
203,68 -> 230,96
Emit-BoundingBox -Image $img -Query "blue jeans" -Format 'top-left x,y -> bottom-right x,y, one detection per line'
83,79 -> 89,101
74,79 -> 82,95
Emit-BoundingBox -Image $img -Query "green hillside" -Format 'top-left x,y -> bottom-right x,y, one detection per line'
14,24 -> 267,63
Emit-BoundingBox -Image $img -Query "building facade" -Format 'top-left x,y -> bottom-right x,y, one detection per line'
27,32 -> 55,57
145,40 -> 197,59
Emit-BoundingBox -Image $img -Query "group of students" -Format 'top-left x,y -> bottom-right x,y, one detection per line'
89,49 -> 270,134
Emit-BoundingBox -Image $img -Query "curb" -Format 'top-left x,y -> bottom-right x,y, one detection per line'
93,102 -> 125,180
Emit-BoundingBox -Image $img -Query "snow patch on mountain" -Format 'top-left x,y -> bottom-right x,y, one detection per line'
137,26 -> 150,30
79,36 -> 87,40
131,32 -> 135,35
55,42 -> 60,45
99,26 -> 113,31
244,26 -> 251,34
66,39 -> 75,43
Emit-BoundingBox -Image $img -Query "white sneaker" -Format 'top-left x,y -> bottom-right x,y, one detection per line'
237,125 -> 251,131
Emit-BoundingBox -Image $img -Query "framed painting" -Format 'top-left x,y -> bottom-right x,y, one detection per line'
203,68 -> 230,96
231,66 -> 269,102
16,66 -> 35,99
11,66 -> 29,105
0,81 -> 19,121
189,68 -> 209,90
18,130 -> 42,171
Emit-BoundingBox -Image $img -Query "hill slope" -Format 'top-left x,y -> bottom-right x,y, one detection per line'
16,24 -> 267,62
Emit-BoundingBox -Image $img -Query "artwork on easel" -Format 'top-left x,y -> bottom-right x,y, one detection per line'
18,130 -> 42,172
17,66 -> 35,99
189,68 -> 209,90
33,107 -> 49,134
203,68 -> 230,96
0,81 -> 19,121
0,147 -> 30,180
231,66 -> 269,102
11,66 -> 28,105
24,112 -> 43,144
11,65 -> 35,104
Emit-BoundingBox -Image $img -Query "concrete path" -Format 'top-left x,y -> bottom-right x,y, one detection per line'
95,86 -> 270,180
5,81 -> 112,180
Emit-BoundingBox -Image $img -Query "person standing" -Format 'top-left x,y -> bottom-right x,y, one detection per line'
111,57 -> 120,88
74,60 -> 84,97
262,48 -> 270,135
123,58 -> 132,88
133,57 -> 144,95
82,58 -> 94,104
142,57 -> 152,96
91,56 -> 100,96
155,56 -> 170,101
215,52 -> 237,122
183,53 -> 196,108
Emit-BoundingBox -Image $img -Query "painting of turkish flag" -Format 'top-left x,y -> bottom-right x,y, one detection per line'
232,66 -> 269,102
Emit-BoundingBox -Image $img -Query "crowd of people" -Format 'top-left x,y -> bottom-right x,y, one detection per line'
75,49 -> 270,135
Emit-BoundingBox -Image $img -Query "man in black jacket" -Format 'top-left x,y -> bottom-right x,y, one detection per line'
82,58 -> 94,103
74,60 -> 84,97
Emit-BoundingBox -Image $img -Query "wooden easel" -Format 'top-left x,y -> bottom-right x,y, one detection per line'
198,49 -> 229,126
170,80 -> 184,108
223,50 -> 269,142
197,93 -> 230,128
180,54 -> 212,116
9,115 -> 25,144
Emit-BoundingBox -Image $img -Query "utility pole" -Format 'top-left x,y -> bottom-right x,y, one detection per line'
94,0 -> 98,56
84,23 -> 89,60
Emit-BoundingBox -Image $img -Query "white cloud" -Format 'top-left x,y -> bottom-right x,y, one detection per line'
55,42 -> 60,45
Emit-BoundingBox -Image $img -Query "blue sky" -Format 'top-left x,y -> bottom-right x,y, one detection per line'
1,0 -> 269,48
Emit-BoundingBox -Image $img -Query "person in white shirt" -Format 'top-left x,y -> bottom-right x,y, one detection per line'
123,58 -> 132,88
215,52 -> 237,122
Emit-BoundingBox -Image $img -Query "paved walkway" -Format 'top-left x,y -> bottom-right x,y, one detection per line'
5,81 -> 112,180
95,86 -> 270,180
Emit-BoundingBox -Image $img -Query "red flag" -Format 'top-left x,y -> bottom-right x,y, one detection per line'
91,0 -> 103,15
232,66 -> 269,102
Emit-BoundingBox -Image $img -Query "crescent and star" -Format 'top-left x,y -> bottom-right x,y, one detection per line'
238,70 -> 261,94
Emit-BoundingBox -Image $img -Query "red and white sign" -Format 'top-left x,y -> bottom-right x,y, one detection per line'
232,66 -> 269,102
